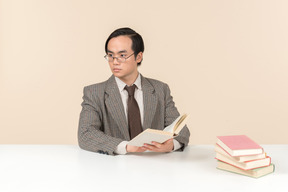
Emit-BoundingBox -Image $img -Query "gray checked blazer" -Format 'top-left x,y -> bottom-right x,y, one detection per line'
78,74 -> 190,155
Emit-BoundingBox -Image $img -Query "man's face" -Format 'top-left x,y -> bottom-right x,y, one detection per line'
107,35 -> 142,84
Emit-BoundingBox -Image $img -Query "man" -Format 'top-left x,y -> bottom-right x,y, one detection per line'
78,27 -> 190,155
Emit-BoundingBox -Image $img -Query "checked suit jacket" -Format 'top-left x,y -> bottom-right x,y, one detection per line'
78,74 -> 190,155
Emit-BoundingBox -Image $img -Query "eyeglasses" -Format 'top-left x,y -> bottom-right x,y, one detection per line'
104,53 -> 134,63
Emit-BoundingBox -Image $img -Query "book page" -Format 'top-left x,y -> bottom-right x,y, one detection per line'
174,114 -> 189,134
163,115 -> 182,133
128,129 -> 173,147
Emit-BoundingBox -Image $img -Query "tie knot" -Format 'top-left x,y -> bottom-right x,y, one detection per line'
125,84 -> 136,97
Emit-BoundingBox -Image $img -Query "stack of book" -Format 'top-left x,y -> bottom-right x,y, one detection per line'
215,135 -> 275,178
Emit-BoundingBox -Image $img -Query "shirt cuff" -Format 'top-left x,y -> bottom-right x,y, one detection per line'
173,139 -> 182,151
115,141 -> 129,155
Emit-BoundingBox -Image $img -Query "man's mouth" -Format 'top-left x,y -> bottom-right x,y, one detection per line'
113,68 -> 121,72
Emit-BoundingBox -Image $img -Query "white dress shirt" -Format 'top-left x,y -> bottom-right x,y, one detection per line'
114,74 -> 182,154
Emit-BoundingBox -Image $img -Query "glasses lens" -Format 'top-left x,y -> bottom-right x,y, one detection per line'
104,55 -> 127,63
105,55 -> 112,62
108,56 -> 114,62
118,57 -> 125,63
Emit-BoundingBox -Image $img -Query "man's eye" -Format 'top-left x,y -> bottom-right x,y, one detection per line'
120,54 -> 126,58
108,54 -> 113,57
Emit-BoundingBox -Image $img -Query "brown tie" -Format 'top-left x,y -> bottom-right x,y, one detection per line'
125,84 -> 142,139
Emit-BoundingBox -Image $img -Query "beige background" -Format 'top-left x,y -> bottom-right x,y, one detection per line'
1,0 -> 287,145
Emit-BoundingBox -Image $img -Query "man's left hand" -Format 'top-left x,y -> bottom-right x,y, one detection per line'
142,138 -> 174,152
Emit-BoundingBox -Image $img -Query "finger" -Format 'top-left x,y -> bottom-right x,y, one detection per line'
145,147 -> 159,152
163,138 -> 173,144
151,141 -> 163,148
138,147 -> 147,152
127,145 -> 147,153
143,144 -> 158,151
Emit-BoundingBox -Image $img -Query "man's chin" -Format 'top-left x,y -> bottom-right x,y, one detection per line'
113,73 -> 122,77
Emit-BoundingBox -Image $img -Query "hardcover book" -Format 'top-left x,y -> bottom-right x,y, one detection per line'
216,135 -> 263,156
217,160 -> 275,178
128,114 -> 188,147
215,144 -> 266,162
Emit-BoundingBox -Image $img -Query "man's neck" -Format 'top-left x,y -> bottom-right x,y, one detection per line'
119,72 -> 139,86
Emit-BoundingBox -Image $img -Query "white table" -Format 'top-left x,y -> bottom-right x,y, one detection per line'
0,145 -> 287,192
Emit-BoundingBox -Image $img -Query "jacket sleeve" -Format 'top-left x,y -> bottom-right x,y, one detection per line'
163,84 -> 190,151
78,86 -> 123,155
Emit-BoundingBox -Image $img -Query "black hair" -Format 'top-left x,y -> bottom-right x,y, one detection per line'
105,27 -> 144,66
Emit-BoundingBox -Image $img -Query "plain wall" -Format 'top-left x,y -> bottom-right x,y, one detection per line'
1,0 -> 287,144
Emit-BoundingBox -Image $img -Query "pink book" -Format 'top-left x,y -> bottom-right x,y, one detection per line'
216,135 -> 264,157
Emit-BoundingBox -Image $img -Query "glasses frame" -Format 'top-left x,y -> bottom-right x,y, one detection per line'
104,52 -> 135,63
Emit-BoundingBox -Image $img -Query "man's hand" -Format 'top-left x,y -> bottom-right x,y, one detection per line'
143,138 -> 174,152
126,145 -> 147,153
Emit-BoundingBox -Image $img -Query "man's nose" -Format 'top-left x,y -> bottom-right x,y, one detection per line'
113,57 -> 120,65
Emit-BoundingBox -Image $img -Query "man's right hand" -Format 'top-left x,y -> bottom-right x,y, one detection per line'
126,145 -> 147,153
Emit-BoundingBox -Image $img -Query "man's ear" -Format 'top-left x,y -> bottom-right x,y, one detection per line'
136,52 -> 143,63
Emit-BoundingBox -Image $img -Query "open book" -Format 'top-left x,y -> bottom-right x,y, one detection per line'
128,114 -> 189,147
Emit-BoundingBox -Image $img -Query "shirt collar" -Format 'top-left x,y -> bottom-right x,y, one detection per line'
115,74 -> 142,92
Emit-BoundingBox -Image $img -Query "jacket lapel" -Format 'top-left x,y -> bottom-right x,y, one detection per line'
141,75 -> 158,130
104,75 -> 130,140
